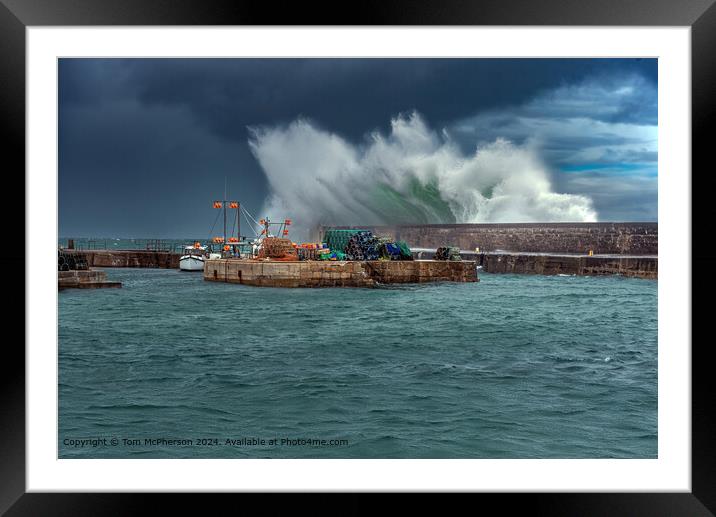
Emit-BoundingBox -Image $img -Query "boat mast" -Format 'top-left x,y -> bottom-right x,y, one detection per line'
262,217 -> 271,238
223,177 -> 227,246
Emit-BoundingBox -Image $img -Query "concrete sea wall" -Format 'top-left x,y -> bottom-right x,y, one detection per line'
410,249 -> 656,279
58,270 -> 122,289
479,253 -> 657,279
204,259 -> 477,287
74,250 -> 180,269
319,222 -> 658,255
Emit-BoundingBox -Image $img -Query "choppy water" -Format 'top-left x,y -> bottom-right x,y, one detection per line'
59,269 -> 657,458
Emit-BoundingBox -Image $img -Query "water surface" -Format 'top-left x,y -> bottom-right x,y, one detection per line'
59,269 -> 657,458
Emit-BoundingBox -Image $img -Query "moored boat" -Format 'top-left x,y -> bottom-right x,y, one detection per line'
179,242 -> 208,271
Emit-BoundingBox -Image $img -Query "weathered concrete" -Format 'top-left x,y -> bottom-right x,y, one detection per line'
74,250 -> 180,269
319,222 -> 658,255
478,252 -> 657,279
204,259 -> 478,287
58,270 -> 122,289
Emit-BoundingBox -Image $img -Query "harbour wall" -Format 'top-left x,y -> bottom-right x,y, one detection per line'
477,252 -> 657,279
204,259 -> 477,287
58,270 -> 122,289
410,249 -> 656,279
73,250 -> 180,269
318,222 -> 658,255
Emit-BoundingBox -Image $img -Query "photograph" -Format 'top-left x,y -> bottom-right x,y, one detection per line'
57,57 -> 659,460
1,0 -> 709,507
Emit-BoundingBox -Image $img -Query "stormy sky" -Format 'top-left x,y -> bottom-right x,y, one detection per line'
59,58 -> 657,239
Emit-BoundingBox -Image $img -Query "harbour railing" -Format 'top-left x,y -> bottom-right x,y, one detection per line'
59,238 -> 195,253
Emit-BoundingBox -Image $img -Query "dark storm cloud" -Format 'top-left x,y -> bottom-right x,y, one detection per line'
62,58 -> 656,141
58,58 -> 657,237
59,59 -> 138,106
59,98 -> 266,237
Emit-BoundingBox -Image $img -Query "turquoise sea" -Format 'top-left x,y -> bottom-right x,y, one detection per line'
58,268 -> 657,458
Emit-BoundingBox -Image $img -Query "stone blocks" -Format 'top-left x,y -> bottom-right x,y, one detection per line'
204,259 -> 478,288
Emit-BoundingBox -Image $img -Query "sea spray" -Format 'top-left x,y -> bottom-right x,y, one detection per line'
248,112 -> 597,239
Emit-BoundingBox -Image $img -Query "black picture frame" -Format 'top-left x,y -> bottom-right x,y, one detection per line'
3,0 -> 713,513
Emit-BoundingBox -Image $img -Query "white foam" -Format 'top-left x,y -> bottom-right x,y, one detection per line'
248,112 -> 597,239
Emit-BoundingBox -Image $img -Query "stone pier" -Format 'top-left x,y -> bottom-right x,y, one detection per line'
478,252 -> 657,279
319,222 -> 658,255
58,270 -> 122,290
204,259 -> 478,287
72,250 -> 180,269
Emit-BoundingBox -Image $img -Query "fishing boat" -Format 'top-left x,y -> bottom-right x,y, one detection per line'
203,179 -> 275,261
208,187 -> 260,260
179,242 -> 208,271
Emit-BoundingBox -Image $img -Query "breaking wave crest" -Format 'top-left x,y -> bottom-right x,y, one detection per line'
248,112 -> 596,238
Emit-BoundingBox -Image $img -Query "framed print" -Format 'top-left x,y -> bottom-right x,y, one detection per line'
3,0 -> 714,513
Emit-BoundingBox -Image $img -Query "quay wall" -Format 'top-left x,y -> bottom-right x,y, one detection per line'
204,259 -> 477,287
74,250 -> 180,269
478,253 -> 657,279
319,222 -> 658,255
58,270 -> 122,289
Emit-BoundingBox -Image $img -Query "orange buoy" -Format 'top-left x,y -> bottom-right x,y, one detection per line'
223,244 -> 230,251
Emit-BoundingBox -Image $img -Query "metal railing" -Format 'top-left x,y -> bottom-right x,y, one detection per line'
60,238 -> 194,252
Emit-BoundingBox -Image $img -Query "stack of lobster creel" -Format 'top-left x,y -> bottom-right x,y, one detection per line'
323,229 -> 367,252
296,242 -> 328,261
375,238 -> 413,261
434,246 -> 462,261
257,237 -> 299,261
344,231 -> 380,261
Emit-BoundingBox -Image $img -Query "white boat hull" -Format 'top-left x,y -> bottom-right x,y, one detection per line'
179,255 -> 205,271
